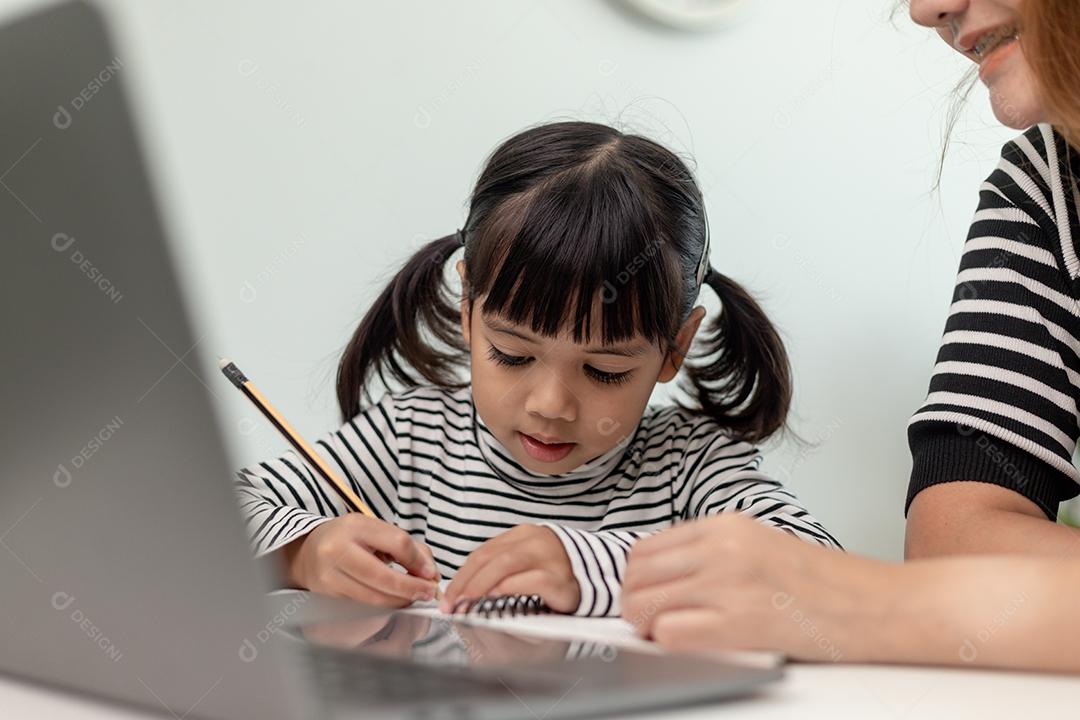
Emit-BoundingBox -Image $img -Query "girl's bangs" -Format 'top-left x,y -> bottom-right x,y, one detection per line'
471,163 -> 683,350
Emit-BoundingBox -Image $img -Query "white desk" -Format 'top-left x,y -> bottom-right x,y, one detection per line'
3,662 -> 1076,719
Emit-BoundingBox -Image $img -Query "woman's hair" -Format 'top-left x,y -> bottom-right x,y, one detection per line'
337,121 -> 792,443
1021,0 -> 1080,146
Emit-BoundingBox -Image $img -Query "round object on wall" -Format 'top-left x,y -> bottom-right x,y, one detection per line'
620,0 -> 745,31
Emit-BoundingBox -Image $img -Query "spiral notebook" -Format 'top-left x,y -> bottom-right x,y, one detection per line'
401,581 -> 782,668
268,585 -> 782,668
405,589 -> 646,651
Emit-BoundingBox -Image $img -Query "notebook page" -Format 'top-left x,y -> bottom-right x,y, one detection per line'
404,582 -> 783,668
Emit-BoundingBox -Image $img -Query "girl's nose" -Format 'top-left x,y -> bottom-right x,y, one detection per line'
909,0 -> 968,28
523,367 -> 578,423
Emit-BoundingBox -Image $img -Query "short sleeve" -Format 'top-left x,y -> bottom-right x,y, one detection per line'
907,129 -> 1080,519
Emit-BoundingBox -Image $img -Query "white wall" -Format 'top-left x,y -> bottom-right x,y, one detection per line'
5,0 -> 1019,559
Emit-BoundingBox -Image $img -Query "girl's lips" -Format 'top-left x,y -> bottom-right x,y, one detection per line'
518,431 -> 576,462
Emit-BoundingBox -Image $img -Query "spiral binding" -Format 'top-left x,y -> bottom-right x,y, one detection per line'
449,593 -> 551,618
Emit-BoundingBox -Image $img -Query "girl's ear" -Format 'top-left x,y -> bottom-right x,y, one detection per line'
456,260 -> 471,345
657,306 -> 706,383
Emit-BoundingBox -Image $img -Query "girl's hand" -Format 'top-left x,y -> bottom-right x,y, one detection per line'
622,513 -> 875,661
282,514 -> 440,607
441,525 -> 580,614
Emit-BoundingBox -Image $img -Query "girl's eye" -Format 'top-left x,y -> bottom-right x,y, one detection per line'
487,345 -> 532,367
585,366 -> 632,386
487,345 -> 632,386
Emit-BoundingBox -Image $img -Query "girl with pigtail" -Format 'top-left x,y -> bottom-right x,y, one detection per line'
234,120 -> 840,618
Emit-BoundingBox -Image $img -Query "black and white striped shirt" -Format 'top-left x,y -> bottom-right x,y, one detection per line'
235,384 -> 841,616
908,124 -> 1080,519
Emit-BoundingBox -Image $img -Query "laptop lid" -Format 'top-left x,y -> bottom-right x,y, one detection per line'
0,2 -> 322,718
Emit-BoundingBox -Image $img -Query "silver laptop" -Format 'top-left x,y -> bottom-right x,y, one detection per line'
0,2 -> 783,718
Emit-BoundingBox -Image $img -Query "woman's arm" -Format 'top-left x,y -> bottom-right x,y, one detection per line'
878,552 -> 1080,673
622,513 -> 1080,673
906,482 -> 1080,559
905,128 -> 1080,550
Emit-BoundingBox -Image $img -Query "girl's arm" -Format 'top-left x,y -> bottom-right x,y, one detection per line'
232,391 -> 400,557
235,392 -> 443,605
623,512 -> 1080,673
674,431 -> 841,548
535,429 -> 840,618
535,524 -> 651,617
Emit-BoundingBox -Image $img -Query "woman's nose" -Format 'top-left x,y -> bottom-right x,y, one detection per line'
909,0 -> 968,28
523,366 -> 578,423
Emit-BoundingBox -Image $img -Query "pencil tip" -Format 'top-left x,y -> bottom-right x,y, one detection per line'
218,357 -> 231,369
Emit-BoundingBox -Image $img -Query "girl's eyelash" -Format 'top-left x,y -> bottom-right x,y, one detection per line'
586,366 -> 632,386
486,345 -> 632,386
486,345 -> 531,367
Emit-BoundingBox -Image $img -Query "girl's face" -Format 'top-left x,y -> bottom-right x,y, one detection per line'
458,261 -> 704,475
910,0 -> 1044,129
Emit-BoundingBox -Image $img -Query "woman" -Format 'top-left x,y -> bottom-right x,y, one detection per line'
621,0 -> 1080,672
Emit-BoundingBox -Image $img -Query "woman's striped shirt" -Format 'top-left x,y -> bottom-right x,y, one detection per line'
234,384 -> 841,617
908,123 -> 1080,519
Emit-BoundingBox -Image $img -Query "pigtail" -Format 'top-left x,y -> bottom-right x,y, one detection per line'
336,233 -> 468,420
679,267 -> 792,443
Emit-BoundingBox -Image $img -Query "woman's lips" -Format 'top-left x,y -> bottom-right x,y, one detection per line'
518,431 -> 576,463
978,35 -> 1019,83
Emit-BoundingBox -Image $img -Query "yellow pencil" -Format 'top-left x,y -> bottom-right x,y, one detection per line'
219,358 -> 441,596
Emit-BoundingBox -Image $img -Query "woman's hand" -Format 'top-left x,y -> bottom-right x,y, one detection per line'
622,513 -> 880,661
441,525 -> 580,614
281,514 -> 440,607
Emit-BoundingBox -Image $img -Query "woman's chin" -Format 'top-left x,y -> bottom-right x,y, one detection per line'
986,74 -> 1045,130
989,96 -> 1042,129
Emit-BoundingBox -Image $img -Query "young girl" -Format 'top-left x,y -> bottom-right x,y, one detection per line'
234,120 -> 840,618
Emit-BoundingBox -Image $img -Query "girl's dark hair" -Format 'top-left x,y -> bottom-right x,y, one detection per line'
337,121 -> 792,443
